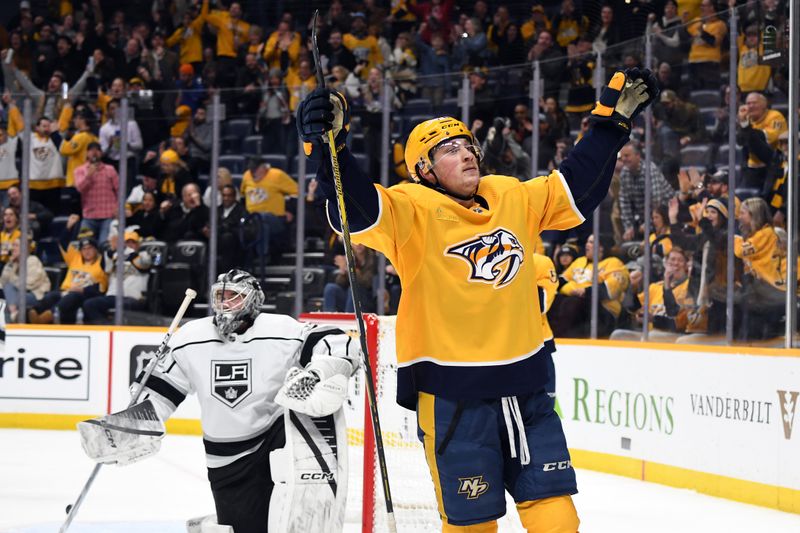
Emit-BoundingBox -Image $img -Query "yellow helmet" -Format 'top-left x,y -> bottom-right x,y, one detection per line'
404,117 -> 475,181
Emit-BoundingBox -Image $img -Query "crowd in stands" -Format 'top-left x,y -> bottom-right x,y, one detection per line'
0,0 -> 795,343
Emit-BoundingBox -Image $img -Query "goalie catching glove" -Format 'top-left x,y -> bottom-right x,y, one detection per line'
590,68 -> 659,132
77,399 -> 165,466
296,88 -> 350,159
276,356 -> 357,418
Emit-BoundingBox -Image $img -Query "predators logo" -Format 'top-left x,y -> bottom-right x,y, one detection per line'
446,228 -> 525,288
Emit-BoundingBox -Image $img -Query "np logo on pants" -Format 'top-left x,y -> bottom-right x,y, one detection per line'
211,359 -> 252,407
458,476 -> 489,499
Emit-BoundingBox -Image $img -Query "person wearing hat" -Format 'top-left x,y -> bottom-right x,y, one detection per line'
343,11 -> 383,80
74,141 -> 120,246
28,214 -> 108,324
738,25 -> 772,93
653,89 -> 705,159
153,148 -> 192,198
550,234 -> 630,338
521,4 -> 552,43
176,63 -> 206,113
81,230 -> 152,324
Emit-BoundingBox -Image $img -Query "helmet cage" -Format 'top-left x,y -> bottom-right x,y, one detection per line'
211,274 -> 264,340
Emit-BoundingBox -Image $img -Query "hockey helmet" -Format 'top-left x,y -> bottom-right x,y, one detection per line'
211,269 -> 264,341
404,117 -> 481,181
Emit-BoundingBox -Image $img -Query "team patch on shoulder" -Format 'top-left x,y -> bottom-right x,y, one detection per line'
445,227 -> 525,288
211,359 -> 252,407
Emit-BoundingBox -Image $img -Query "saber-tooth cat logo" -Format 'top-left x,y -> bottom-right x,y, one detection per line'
777,390 -> 799,440
212,360 -> 252,407
446,228 -> 525,288
458,476 -> 489,499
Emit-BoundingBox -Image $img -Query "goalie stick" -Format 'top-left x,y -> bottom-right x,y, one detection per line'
60,288 -> 197,533
310,10 -> 397,532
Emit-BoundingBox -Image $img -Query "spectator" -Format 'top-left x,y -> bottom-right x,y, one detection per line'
201,0 -> 250,86
143,30 -> 179,85
683,0 -> 727,90
285,59 -> 317,114
650,1 -> 685,87
486,5 -> 511,55
551,0 -> 589,49
0,95 -> 21,195
343,12 -> 384,79
25,114 -> 64,214
414,30 -> 450,107
204,183 -> 253,273
5,185 -> 53,240
59,106 -> 99,190
166,5 -> 204,72
360,67 -> 400,178
235,53 -> 264,115
169,136 -> 199,180
653,90 -> 706,160
128,76 -> 167,152
527,31 -> 564,99
74,142 -> 119,246
466,68 -> 494,128
53,35 -> 85,85
550,234 -> 630,338
738,25 -> 772,94
323,241 -> 376,313
452,17 -> 490,69
175,63 -> 206,113
126,171 -> 162,214
81,230 -> 152,324
322,28 -> 356,74
481,117 -> 532,181
203,167 -> 240,208
654,62 -> 680,95
649,203 -> 674,260
590,5 -> 622,70
1,238 -> 50,323
735,197 -> 787,339
121,38 -> 143,82
737,92 -> 787,190
767,131 -> 790,226
240,158 -> 297,263
99,98 -> 143,178
0,207 -> 23,265
156,148 -> 193,199
389,32 -> 418,102
257,68 -> 291,154
611,247 -> 696,341
619,142 -> 676,241
329,65 -> 361,102
411,0 -> 453,45
520,5 -> 551,44
187,106 -> 212,174
564,36 -> 596,115
27,215 -> 108,324
126,191 -> 163,240
553,242 -> 580,275
262,20 -> 301,76
160,182 -> 209,243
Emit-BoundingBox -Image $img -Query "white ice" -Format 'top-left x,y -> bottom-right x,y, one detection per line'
2,429 -> 799,533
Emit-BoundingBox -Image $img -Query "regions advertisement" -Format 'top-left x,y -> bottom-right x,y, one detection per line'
553,342 -> 800,506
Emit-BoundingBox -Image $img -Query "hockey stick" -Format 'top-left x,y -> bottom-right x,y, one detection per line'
60,288 -> 198,533
310,11 -> 397,532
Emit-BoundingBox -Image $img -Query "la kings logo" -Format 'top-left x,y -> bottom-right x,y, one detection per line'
777,390 -> 799,440
211,360 -> 252,407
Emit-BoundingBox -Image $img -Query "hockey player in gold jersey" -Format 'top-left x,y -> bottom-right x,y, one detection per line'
298,68 -> 658,532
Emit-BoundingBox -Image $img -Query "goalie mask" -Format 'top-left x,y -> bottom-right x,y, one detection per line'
211,269 -> 264,341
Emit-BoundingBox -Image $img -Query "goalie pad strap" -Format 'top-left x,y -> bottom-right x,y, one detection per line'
299,328 -> 346,367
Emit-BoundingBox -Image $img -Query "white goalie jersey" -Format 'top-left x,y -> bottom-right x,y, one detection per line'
134,313 -> 358,468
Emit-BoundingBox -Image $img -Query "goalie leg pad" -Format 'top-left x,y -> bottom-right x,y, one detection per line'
186,515 -> 234,533
270,409 -> 348,533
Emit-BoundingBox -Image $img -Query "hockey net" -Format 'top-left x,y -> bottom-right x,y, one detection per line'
299,313 -> 441,533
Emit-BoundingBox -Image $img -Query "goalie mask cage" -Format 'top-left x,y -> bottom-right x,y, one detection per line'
299,313 -> 441,532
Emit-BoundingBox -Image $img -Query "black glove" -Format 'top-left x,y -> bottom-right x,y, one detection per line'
589,68 -> 659,132
296,88 -> 350,159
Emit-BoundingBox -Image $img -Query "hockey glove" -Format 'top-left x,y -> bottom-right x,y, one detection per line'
275,357 -> 354,417
296,88 -> 350,159
77,400 -> 165,466
590,68 -> 658,133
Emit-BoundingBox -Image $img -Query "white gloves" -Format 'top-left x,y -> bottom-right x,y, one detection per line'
275,357 -> 353,417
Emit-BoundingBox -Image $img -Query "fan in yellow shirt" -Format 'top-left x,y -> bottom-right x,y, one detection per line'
59,106 -> 99,187
240,159 -> 298,262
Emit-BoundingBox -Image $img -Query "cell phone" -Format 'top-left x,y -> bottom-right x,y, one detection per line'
62,82 -> 69,100
87,56 -> 95,71
4,49 -> 13,64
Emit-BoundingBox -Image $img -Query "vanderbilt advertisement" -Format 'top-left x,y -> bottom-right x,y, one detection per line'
554,342 -> 800,496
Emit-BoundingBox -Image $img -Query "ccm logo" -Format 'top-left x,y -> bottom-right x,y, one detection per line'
300,472 -> 335,481
543,460 -> 572,472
